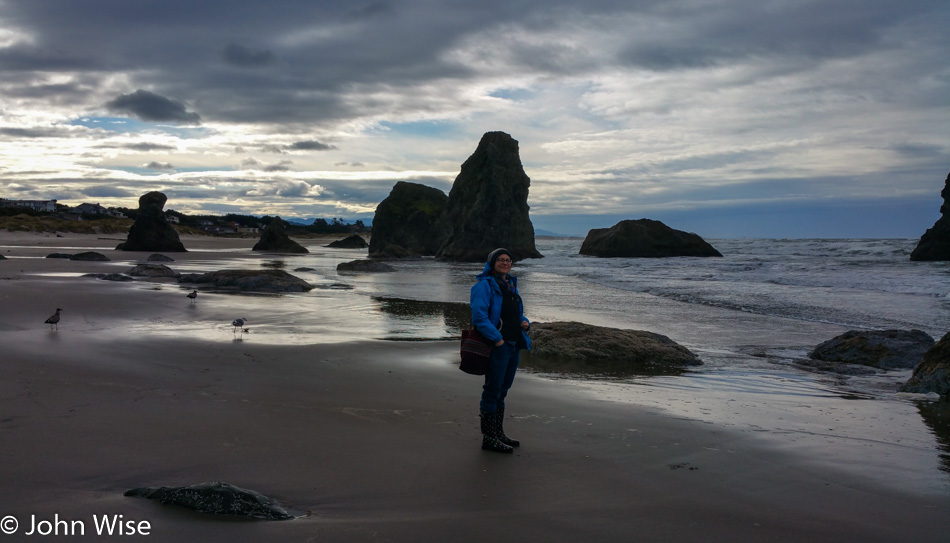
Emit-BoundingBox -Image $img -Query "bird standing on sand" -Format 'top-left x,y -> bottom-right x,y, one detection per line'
232,317 -> 247,334
45,308 -> 62,330
187,290 -> 198,303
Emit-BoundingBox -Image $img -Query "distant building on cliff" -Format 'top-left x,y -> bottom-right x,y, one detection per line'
0,198 -> 57,212
73,202 -> 126,218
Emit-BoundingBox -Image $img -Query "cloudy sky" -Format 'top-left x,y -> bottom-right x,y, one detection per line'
0,0 -> 947,237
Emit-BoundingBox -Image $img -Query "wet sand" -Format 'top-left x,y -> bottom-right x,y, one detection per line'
1,233 -> 948,541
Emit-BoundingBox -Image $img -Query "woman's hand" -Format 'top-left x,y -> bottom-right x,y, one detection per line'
521,321 -> 529,330
495,339 -> 505,346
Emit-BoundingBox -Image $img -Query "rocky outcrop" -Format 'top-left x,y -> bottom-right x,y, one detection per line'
327,234 -> 368,249
910,171 -> 950,261
116,191 -> 187,252
129,264 -> 179,278
179,269 -> 313,292
579,219 -> 722,258
252,217 -> 308,253
901,331 -> 950,396
70,251 -> 111,261
809,329 -> 934,370
337,259 -> 396,273
147,253 -> 175,262
124,482 -> 294,520
368,182 -> 448,258
436,132 -> 542,262
523,321 -> 701,376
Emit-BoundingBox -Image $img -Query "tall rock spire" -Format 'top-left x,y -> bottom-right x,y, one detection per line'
436,131 -> 542,262
116,191 -> 186,252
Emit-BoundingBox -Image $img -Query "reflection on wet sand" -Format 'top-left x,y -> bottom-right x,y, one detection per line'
373,296 -> 472,332
372,296 -> 690,377
916,400 -> 950,473
520,352 -> 689,378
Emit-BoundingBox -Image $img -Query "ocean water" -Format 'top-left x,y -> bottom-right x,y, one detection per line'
355,236 -> 949,360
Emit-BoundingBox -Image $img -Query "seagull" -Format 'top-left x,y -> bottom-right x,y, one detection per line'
187,290 -> 198,303
232,317 -> 247,334
45,308 -> 62,330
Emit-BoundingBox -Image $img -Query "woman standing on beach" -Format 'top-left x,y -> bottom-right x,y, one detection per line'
471,248 -> 531,454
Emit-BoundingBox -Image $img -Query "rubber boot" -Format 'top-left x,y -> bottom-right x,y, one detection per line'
480,411 -> 513,453
497,407 -> 520,447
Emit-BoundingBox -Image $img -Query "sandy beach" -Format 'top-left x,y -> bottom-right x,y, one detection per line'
1,233 -> 948,542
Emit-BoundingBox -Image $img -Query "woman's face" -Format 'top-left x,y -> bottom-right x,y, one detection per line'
493,255 -> 512,274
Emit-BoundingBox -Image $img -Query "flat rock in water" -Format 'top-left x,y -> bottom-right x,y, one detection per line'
337,259 -> 396,273
124,482 -> 295,520
327,234 -> 368,249
901,331 -> 950,396
524,321 -> 701,376
809,329 -> 934,370
46,253 -> 73,259
70,251 -> 111,261
83,273 -> 134,282
129,264 -> 180,278
579,219 -> 721,258
147,253 -> 175,262
179,269 -> 313,292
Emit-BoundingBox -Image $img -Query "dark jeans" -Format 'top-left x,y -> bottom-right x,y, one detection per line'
480,341 -> 520,413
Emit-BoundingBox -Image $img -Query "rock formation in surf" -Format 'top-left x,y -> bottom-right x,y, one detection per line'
116,191 -> 186,252
579,219 -> 722,258
436,131 -> 542,262
252,217 -> 308,253
910,171 -> 950,261
368,182 -> 448,258
367,132 -> 543,262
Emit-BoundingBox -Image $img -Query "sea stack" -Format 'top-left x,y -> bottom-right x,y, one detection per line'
116,191 -> 186,252
368,181 -> 448,258
252,217 -> 308,253
910,171 -> 950,261
579,219 -> 722,258
436,131 -> 542,262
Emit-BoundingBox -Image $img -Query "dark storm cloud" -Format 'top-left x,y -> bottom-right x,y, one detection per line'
0,127 -> 75,138
0,0 -> 945,126
104,90 -> 201,124
288,140 -> 336,151
0,44 -> 102,72
222,44 -> 277,68
82,185 -> 135,198
119,142 -> 179,152
618,0 -> 941,70
890,143 -> 945,160
262,161 -> 293,172
258,141 -> 337,153
144,162 -> 175,171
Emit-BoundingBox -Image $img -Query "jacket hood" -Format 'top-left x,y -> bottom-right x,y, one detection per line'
476,262 -> 518,288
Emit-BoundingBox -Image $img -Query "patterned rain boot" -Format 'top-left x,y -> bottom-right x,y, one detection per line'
480,411 -> 513,454
497,407 -> 520,447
